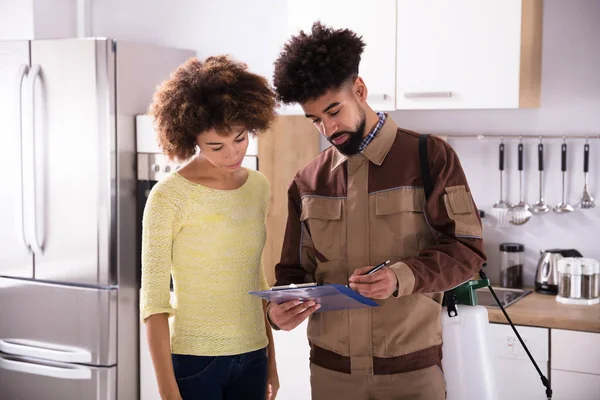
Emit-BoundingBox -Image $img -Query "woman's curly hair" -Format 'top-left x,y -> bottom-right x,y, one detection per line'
149,55 -> 277,161
273,21 -> 365,105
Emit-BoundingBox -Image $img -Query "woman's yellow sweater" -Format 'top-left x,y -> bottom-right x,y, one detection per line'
140,169 -> 270,356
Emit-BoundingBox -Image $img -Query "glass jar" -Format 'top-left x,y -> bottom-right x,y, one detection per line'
580,258 -> 599,299
594,261 -> 600,298
499,243 -> 524,288
568,258 -> 582,299
595,261 -> 600,299
557,258 -> 572,298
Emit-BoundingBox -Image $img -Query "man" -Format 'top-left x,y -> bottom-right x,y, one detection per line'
267,22 -> 486,400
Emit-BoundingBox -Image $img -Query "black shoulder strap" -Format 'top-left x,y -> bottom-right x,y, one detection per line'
418,134 -> 434,200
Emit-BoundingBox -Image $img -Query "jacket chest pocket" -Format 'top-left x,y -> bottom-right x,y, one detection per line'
300,196 -> 346,261
443,185 -> 482,238
372,188 -> 433,258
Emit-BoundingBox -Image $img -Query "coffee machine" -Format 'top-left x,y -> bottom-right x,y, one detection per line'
535,249 -> 583,294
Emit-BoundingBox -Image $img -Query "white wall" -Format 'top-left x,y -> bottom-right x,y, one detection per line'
92,0 -> 288,85
0,0 -> 35,39
0,0 -> 77,40
33,0 -> 78,38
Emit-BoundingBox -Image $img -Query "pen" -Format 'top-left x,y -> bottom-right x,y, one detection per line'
346,260 -> 392,288
361,260 -> 391,276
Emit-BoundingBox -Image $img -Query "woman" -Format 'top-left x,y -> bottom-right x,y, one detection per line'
141,55 -> 279,400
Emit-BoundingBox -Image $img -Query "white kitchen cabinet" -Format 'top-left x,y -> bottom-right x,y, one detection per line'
140,318 -> 161,400
139,290 -> 177,400
488,323 -> 549,400
551,329 -> 600,375
551,328 -> 600,399
551,369 -> 600,400
272,319 -> 312,400
284,0 -> 397,113
396,0 -> 542,110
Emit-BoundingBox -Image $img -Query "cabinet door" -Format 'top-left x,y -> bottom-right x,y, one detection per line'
488,324 -> 549,400
139,289 -> 175,400
286,0 -> 397,112
139,317 -> 161,400
396,0 -> 526,109
552,370 -> 600,400
272,320 -> 311,400
552,329 -> 600,375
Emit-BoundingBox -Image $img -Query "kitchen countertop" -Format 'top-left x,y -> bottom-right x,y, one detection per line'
484,290 -> 600,333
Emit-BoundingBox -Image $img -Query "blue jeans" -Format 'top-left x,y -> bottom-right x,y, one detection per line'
172,348 -> 268,400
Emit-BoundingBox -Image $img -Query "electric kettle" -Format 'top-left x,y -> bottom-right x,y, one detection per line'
535,248 -> 583,294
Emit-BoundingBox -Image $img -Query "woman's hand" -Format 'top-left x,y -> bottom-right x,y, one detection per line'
266,360 -> 280,400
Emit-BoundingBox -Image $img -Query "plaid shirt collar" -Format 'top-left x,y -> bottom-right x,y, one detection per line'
358,112 -> 386,153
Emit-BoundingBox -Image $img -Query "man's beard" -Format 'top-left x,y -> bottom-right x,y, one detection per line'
328,115 -> 367,156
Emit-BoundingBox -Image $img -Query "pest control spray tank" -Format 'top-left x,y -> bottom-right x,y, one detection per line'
441,275 -> 552,400
441,278 -> 498,400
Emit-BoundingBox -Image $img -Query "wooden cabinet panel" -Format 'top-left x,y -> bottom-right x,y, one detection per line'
258,116 -> 320,285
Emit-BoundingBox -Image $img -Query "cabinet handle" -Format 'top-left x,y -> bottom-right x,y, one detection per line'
368,93 -> 395,111
403,91 -> 453,99
370,94 -> 391,101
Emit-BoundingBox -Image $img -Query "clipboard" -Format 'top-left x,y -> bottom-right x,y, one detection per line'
249,283 -> 379,312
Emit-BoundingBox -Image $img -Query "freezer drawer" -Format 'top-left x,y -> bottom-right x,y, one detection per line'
0,277 -> 117,366
0,354 -> 116,400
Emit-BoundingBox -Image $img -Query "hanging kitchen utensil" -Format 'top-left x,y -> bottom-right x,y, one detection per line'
578,141 -> 595,209
531,140 -> 549,214
554,140 -> 575,214
492,141 -> 511,227
509,141 -> 532,225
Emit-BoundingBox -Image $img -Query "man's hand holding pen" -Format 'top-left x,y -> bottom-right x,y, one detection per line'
348,260 -> 399,299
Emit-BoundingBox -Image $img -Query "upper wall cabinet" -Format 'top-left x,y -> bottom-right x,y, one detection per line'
284,0 -> 397,113
396,0 -> 543,110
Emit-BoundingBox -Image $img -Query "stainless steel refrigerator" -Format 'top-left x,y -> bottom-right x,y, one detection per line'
0,38 -> 194,400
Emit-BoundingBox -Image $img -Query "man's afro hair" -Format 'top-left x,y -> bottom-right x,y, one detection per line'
273,21 -> 365,104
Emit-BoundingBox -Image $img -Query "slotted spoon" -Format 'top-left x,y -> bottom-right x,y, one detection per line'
531,141 -> 549,214
492,142 -> 511,227
578,142 -> 595,209
509,142 -> 532,225
554,142 -> 575,214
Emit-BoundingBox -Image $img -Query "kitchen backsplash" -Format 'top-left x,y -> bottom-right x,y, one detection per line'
441,138 -> 599,286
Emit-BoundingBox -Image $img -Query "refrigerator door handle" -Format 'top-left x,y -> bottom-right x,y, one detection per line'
25,64 -> 44,254
0,354 -> 92,380
0,339 -> 92,364
16,64 -> 31,251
